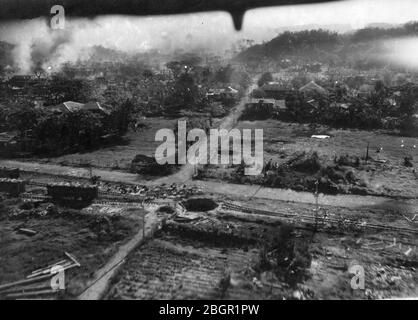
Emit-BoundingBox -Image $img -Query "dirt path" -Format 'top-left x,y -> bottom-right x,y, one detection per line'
190,180 -> 418,212
152,81 -> 257,185
77,211 -> 161,300
0,159 -> 141,184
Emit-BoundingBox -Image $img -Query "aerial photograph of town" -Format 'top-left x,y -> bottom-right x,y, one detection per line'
0,0 -> 416,304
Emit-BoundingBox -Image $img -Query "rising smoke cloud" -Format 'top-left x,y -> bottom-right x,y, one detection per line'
30,29 -> 72,73
2,0 -> 418,73
0,18 -> 74,73
0,13 -> 241,74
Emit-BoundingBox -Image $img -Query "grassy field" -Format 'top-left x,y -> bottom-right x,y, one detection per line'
23,117 -> 179,172
199,119 -> 418,198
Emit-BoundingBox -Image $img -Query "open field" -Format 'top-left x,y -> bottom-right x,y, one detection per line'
198,119 -> 418,198
19,117 -> 178,174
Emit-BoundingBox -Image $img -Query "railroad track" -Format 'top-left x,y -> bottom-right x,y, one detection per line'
92,200 -> 143,207
21,193 -> 173,209
20,193 -> 51,201
26,181 -> 49,187
21,183 -> 417,235
221,202 -> 418,235
27,181 -> 177,202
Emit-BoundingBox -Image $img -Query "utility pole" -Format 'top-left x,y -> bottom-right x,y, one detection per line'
365,142 -> 370,163
314,180 -> 319,231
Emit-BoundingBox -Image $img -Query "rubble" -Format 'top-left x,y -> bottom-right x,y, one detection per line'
8,203 -> 58,220
0,252 -> 81,300
97,181 -> 202,199
17,228 -> 37,236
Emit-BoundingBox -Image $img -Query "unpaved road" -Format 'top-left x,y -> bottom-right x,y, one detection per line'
153,80 -> 257,185
2,159 -> 418,212
78,211 -> 161,300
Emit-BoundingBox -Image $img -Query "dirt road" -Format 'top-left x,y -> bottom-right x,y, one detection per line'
2,159 -> 418,211
152,81 -> 257,185
78,211 -> 161,300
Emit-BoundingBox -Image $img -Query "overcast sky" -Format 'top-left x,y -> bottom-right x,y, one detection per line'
1,0 -> 418,71
246,0 -> 418,29
2,0 -> 418,49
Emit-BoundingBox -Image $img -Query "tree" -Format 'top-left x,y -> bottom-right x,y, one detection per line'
258,72 -> 273,87
251,88 -> 266,99
111,99 -> 135,135
165,73 -> 206,114
215,64 -> 233,83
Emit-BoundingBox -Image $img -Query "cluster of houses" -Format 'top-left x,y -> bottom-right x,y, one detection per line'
247,73 -> 418,118
247,79 -> 330,113
205,86 -> 239,101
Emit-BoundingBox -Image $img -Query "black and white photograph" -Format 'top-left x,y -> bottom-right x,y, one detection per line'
0,0 -> 417,305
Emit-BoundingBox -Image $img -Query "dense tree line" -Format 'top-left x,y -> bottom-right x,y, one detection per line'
236,22 -> 418,71
283,89 -> 417,132
6,100 -> 134,155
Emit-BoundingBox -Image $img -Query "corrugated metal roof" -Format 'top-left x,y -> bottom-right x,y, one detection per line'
47,101 -> 109,114
63,101 -> 85,112
299,81 -> 327,94
261,82 -> 286,91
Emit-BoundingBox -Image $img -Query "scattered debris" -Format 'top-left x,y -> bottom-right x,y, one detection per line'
252,277 -> 263,289
98,181 -> 202,199
402,214 -> 417,223
0,252 -> 81,299
17,228 -> 37,236
404,248 -> 412,257
385,238 -> 397,249
174,211 -> 201,223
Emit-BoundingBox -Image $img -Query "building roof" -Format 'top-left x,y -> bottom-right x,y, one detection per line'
261,82 -> 287,92
226,86 -> 239,93
249,98 -> 275,105
63,101 -> 85,112
330,102 -> 350,109
248,98 -> 287,109
208,87 -> 239,95
83,102 -> 110,115
47,101 -> 109,115
299,81 -> 328,95
0,132 -> 17,143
